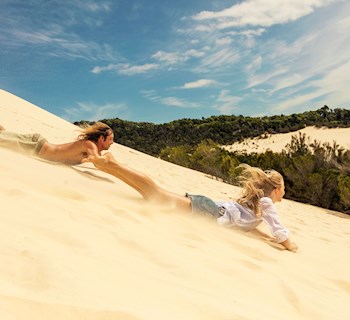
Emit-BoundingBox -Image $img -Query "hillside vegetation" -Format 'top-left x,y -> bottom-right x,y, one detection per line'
76,105 -> 350,156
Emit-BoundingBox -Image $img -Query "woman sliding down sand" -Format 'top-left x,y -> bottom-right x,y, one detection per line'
85,153 -> 298,252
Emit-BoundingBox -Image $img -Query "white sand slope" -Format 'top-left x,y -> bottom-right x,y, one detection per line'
1,89 -> 350,320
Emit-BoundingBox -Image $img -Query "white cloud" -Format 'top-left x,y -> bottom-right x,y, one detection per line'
247,4 -> 350,111
184,49 -> 205,58
194,24 -> 216,33
214,90 -> 242,114
227,28 -> 266,37
181,79 -> 217,89
92,63 -> 158,75
244,34 -> 320,90
140,90 -> 158,99
152,51 -> 186,65
118,63 -> 159,75
192,0 -> 338,29
6,26 -> 117,62
246,67 -> 289,89
268,73 -> 305,95
246,56 -> 262,73
62,101 -> 127,122
84,1 -> 111,12
198,47 -> 240,70
151,49 -> 205,66
141,90 -> 200,108
161,97 -> 200,108
0,1 -> 117,61
272,90 -> 325,114
302,59 -> 350,108
215,37 -> 233,46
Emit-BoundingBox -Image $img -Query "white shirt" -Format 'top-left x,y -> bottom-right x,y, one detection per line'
215,197 -> 289,243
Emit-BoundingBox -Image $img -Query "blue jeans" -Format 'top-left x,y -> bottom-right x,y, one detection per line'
185,193 -> 221,218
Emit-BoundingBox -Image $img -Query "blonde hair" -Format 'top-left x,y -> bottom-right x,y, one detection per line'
236,164 -> 283,218
78,122 -> 112,142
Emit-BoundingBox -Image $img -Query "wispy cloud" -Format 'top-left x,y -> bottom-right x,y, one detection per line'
141,90 -> 200,108
62,101 -> 127,122
265,56 -> 350,114
181,79 -> 217,89
192,0 -> 338,29
92,63 -> 159,75
245,2 -> 350,113
197,47 -> 240,71
272,90 -> 326,114
215,37 -> 233,46
184,49 -> 205,58
161,97 -> 197,108
6,27 -> 117,61
152,49 -> 205,65
0,1 -> 117,61
213,90 -> 242,114
83,1 -> 112,12
152,51 -> 186,65
227,28 -> 266,37
246,67 -> 290,89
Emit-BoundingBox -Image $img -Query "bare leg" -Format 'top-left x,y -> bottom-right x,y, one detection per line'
87,153 -> 192,212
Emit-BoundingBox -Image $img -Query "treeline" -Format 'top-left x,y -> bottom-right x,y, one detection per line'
75,106 -> 350,156
159,133 -> 350,215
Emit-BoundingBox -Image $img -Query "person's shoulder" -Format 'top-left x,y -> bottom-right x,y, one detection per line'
260,197 -> 279,217
74,139 -> 97,150
260,197 -> 273,203
78,139 -> 95,146
260,197 -> 274,208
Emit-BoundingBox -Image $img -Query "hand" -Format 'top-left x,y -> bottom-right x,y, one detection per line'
281,239 -> 298,253
82,152 -> 115,169
289,242 -> 298,253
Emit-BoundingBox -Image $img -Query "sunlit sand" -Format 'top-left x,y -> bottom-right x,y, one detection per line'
1,89 -> 349,320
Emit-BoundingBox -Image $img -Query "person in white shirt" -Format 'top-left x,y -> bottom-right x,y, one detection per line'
84,154 -> 298,252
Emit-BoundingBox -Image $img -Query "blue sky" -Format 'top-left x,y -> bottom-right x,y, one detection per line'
1,0 -> 349,124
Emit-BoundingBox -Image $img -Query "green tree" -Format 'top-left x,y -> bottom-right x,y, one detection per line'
337,174 -> 350,211
159,145 -> 192,167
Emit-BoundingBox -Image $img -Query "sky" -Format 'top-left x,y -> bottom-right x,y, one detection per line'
1,0 -> 350,124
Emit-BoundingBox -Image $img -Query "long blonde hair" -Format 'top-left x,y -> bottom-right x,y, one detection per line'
78,122 -> 112,142
236,164 -> 283,218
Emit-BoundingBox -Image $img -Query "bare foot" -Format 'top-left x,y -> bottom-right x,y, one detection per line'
0,125 -> 5,131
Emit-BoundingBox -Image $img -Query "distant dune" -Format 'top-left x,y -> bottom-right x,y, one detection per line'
223,126 -> 350,154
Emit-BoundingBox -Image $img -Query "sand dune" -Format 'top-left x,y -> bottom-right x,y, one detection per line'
1,89 -> 350,320
224,126 -> 350,154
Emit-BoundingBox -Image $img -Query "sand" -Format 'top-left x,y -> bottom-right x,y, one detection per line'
223,127 -> 350,154
1,89 -> 350,320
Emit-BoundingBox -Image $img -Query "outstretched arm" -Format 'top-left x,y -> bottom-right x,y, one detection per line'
84,153 -> 159,200
83,153 -> 192,212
